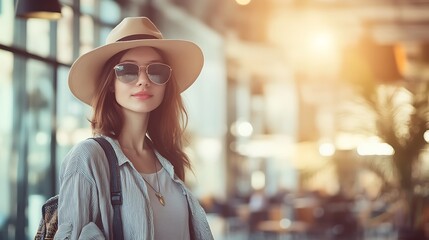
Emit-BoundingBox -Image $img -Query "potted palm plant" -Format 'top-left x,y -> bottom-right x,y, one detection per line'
342,39 -> 429,239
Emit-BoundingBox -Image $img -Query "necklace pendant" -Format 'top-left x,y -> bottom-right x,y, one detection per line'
155,192 -> 165,206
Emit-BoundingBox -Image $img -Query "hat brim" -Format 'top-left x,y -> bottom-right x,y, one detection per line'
68,39 -> 203,105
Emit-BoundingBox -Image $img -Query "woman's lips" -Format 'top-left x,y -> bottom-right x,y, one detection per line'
132,91 -> 152,100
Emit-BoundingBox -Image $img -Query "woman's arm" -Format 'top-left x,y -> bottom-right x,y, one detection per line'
54,139 -> 108,240
55,171 -> 103,239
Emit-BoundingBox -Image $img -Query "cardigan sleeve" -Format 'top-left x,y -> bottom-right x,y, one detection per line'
55,170 -> 103,240
55,139 -> 108,240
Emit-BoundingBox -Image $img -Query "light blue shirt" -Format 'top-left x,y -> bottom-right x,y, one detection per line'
55,136 -> 213,240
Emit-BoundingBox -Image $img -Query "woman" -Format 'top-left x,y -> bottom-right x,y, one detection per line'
55,17 -> 213,240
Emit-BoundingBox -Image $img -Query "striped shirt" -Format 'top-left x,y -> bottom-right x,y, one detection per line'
54,136 -> 213,240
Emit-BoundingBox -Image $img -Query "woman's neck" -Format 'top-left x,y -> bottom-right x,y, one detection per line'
118,111 -> 150,151
117,112 -> 160,173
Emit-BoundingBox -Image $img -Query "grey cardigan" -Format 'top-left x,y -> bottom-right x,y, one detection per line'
54,136 -> 213,240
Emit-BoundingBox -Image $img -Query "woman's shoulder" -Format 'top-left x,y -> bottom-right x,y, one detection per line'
67,138 -> 106,159
60,138 -> 108,177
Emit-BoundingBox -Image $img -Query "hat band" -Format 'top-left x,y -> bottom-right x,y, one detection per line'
117,34 -> 159,42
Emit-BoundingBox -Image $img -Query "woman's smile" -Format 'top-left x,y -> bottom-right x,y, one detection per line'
132,90 -> 153,100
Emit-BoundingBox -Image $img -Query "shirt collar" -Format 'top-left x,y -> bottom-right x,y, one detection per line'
154,151 -> 175,178
102,136 -> 175,177
101,137 -> 129,166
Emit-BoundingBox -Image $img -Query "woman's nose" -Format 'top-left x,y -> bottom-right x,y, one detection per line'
136,69 -> 151,87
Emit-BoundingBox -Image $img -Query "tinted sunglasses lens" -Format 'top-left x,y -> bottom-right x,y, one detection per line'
114,63 -> 139,83
147,64 -> 171,85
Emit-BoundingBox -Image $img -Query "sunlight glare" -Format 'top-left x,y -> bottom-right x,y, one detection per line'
231,119 -> 254,137
357,142 -> 394,156
235,0 -> 251,5
308,31 -> 336,57
319,142 -> 335,156
251,171 -> 265,190
424,130 -> 429,143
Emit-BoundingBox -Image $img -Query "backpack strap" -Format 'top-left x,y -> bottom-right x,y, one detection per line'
93,137 -> 124,240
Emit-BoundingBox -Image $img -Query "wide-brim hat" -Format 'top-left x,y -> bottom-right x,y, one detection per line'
68,17 -> 204,105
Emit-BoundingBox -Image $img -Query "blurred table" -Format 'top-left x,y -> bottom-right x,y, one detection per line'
256,220 -> 309,239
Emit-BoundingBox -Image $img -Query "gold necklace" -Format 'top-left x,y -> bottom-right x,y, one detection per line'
141,160 -> 165,206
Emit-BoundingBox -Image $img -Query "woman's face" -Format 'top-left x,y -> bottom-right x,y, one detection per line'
114,46 -> 167,114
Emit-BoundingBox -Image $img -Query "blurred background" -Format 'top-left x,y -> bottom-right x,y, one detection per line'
2,0 -> 429,239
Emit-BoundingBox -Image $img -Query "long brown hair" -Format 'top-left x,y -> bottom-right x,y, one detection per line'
90,48 -> 191,181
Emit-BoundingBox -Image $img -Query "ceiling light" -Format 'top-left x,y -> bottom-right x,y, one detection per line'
16,0 -> 62,20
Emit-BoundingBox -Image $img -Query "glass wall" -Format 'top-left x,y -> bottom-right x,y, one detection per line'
0,49 -> 14,239
25,59 -> 55,238
0,0 -> 121,238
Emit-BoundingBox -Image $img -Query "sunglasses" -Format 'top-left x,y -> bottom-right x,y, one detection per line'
113,62 -> 172,85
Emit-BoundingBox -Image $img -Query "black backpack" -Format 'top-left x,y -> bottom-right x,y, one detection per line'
34,137 -> 124,240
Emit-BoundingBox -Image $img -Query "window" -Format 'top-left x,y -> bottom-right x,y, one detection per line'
1,0 -> 123,238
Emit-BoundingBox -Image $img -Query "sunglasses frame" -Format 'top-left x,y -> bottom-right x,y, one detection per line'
113,62 -> 172,85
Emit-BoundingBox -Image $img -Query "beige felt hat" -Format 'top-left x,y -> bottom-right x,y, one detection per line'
68,17 -> 204,105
